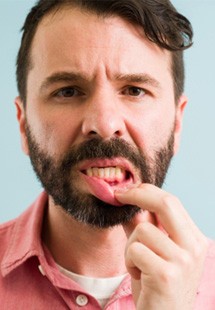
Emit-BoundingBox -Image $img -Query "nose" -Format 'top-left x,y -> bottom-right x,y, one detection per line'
81,91 -> 126,140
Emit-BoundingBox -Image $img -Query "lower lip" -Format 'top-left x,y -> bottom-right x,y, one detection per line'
82,173 -> 133,206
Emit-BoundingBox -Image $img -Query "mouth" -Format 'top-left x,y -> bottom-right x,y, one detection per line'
78,158 -> 140,206
83,166 -> 133,186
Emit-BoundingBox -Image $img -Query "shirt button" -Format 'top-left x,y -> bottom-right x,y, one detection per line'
76,294 -> 88,306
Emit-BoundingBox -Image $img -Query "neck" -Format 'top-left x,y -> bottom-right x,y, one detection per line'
42,198 -> 128,278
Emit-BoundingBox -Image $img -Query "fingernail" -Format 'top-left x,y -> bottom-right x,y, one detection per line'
115,184 -> 136,195
114,188 -> 128,195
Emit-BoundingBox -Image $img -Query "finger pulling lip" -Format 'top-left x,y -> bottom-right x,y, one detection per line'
78,158 -> 141,206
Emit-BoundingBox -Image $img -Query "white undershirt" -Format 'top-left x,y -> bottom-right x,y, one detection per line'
58,265 -> 127,308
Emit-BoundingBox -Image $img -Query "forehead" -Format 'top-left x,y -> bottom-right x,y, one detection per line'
28,6 -> 173,89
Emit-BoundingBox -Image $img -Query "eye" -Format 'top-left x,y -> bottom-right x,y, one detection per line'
54,87 -> 81,98
123,86 -> 146,97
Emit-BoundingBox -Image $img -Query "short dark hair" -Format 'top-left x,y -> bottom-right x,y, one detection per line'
16,0 -> 193,104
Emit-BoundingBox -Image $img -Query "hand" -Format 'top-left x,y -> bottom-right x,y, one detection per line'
115,184 -> 208,310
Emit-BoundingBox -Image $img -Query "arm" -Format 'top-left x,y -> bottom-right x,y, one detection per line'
115,184 -> 208,310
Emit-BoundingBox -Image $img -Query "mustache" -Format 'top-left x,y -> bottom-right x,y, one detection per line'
61,137 -> 151,181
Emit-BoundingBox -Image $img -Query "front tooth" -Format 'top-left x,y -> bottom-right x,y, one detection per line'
92,167 -> 99,177
86,166 -> 125,180
109,167 -> 115,179
98,168 -> 105,178
104,167 -> 110,178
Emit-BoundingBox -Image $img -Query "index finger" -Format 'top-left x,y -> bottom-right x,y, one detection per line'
115,184 -> 202,248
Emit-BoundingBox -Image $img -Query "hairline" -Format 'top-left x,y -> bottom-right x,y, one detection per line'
23,3 -> 181,106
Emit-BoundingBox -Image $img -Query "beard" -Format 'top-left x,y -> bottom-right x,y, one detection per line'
25,124 -> 174,229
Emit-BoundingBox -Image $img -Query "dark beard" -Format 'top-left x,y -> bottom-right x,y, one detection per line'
26,124 -> 174,228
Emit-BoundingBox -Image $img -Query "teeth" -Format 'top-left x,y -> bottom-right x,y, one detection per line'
98,168 -> 104,178
92,167 -> 98,177
86,168 -> 93,177
115,167 -> 121,178
109,167 -> 115,178
86,166 -> 126,181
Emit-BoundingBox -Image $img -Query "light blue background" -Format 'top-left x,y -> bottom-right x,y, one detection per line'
0,1 -> 214,238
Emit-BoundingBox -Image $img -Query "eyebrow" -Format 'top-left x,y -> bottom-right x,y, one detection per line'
40,71 -> 161,92
115,73 -> 161,89
40,72 -> 90,92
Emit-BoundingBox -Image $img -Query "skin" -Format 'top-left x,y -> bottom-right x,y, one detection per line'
115,185 -> 208,309
15,7 -> 208,309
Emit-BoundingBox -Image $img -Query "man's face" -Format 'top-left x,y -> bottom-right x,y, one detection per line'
16,7 -> 186,227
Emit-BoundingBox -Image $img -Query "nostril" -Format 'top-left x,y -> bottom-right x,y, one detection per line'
87,130 -> 122,139
81,113 -> 126,139
88,130 -> 98,136
114,130 -> 123,137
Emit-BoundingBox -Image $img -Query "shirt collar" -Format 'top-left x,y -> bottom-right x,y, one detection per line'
1,192 -> 48,277
1,192 -> 132,295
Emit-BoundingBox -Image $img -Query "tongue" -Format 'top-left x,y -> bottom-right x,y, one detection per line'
84,176 -> 126,206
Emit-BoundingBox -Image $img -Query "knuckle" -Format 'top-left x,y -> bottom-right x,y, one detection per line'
135,222 -> 151,235
157,265 -> 178,287
192,238 -> 208,260
177,250 -> 192,268
139,183 -> 152,191
160,194 -> 181,212
126,241 -> 140,258
192,245 -> 202,260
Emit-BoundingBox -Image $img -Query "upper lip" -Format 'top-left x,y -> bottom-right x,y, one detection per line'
77,157 -> 140,183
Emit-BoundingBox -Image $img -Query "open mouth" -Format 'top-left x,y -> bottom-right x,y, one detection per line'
79,159 -> 138,206
82,166 -> 133,186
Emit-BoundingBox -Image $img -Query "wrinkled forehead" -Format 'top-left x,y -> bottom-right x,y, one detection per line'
26,4 -> 173,101
31,6 -> 172,64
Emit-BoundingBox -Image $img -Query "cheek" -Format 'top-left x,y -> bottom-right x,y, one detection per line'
27,110 -> 82,156
128,108 -> 175,155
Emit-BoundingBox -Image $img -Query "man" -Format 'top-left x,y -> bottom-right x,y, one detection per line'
0,0 -> 215,309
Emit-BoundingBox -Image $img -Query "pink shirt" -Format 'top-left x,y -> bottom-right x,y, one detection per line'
0,192 -> 215,309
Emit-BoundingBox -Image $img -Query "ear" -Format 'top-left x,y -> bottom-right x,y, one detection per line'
173,95 -> 187,155
15,96 -> 29,155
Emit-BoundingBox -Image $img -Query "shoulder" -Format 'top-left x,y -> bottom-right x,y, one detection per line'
0,219 -> 17,261
0,192 -> 48,265
0,219 -> 17,241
